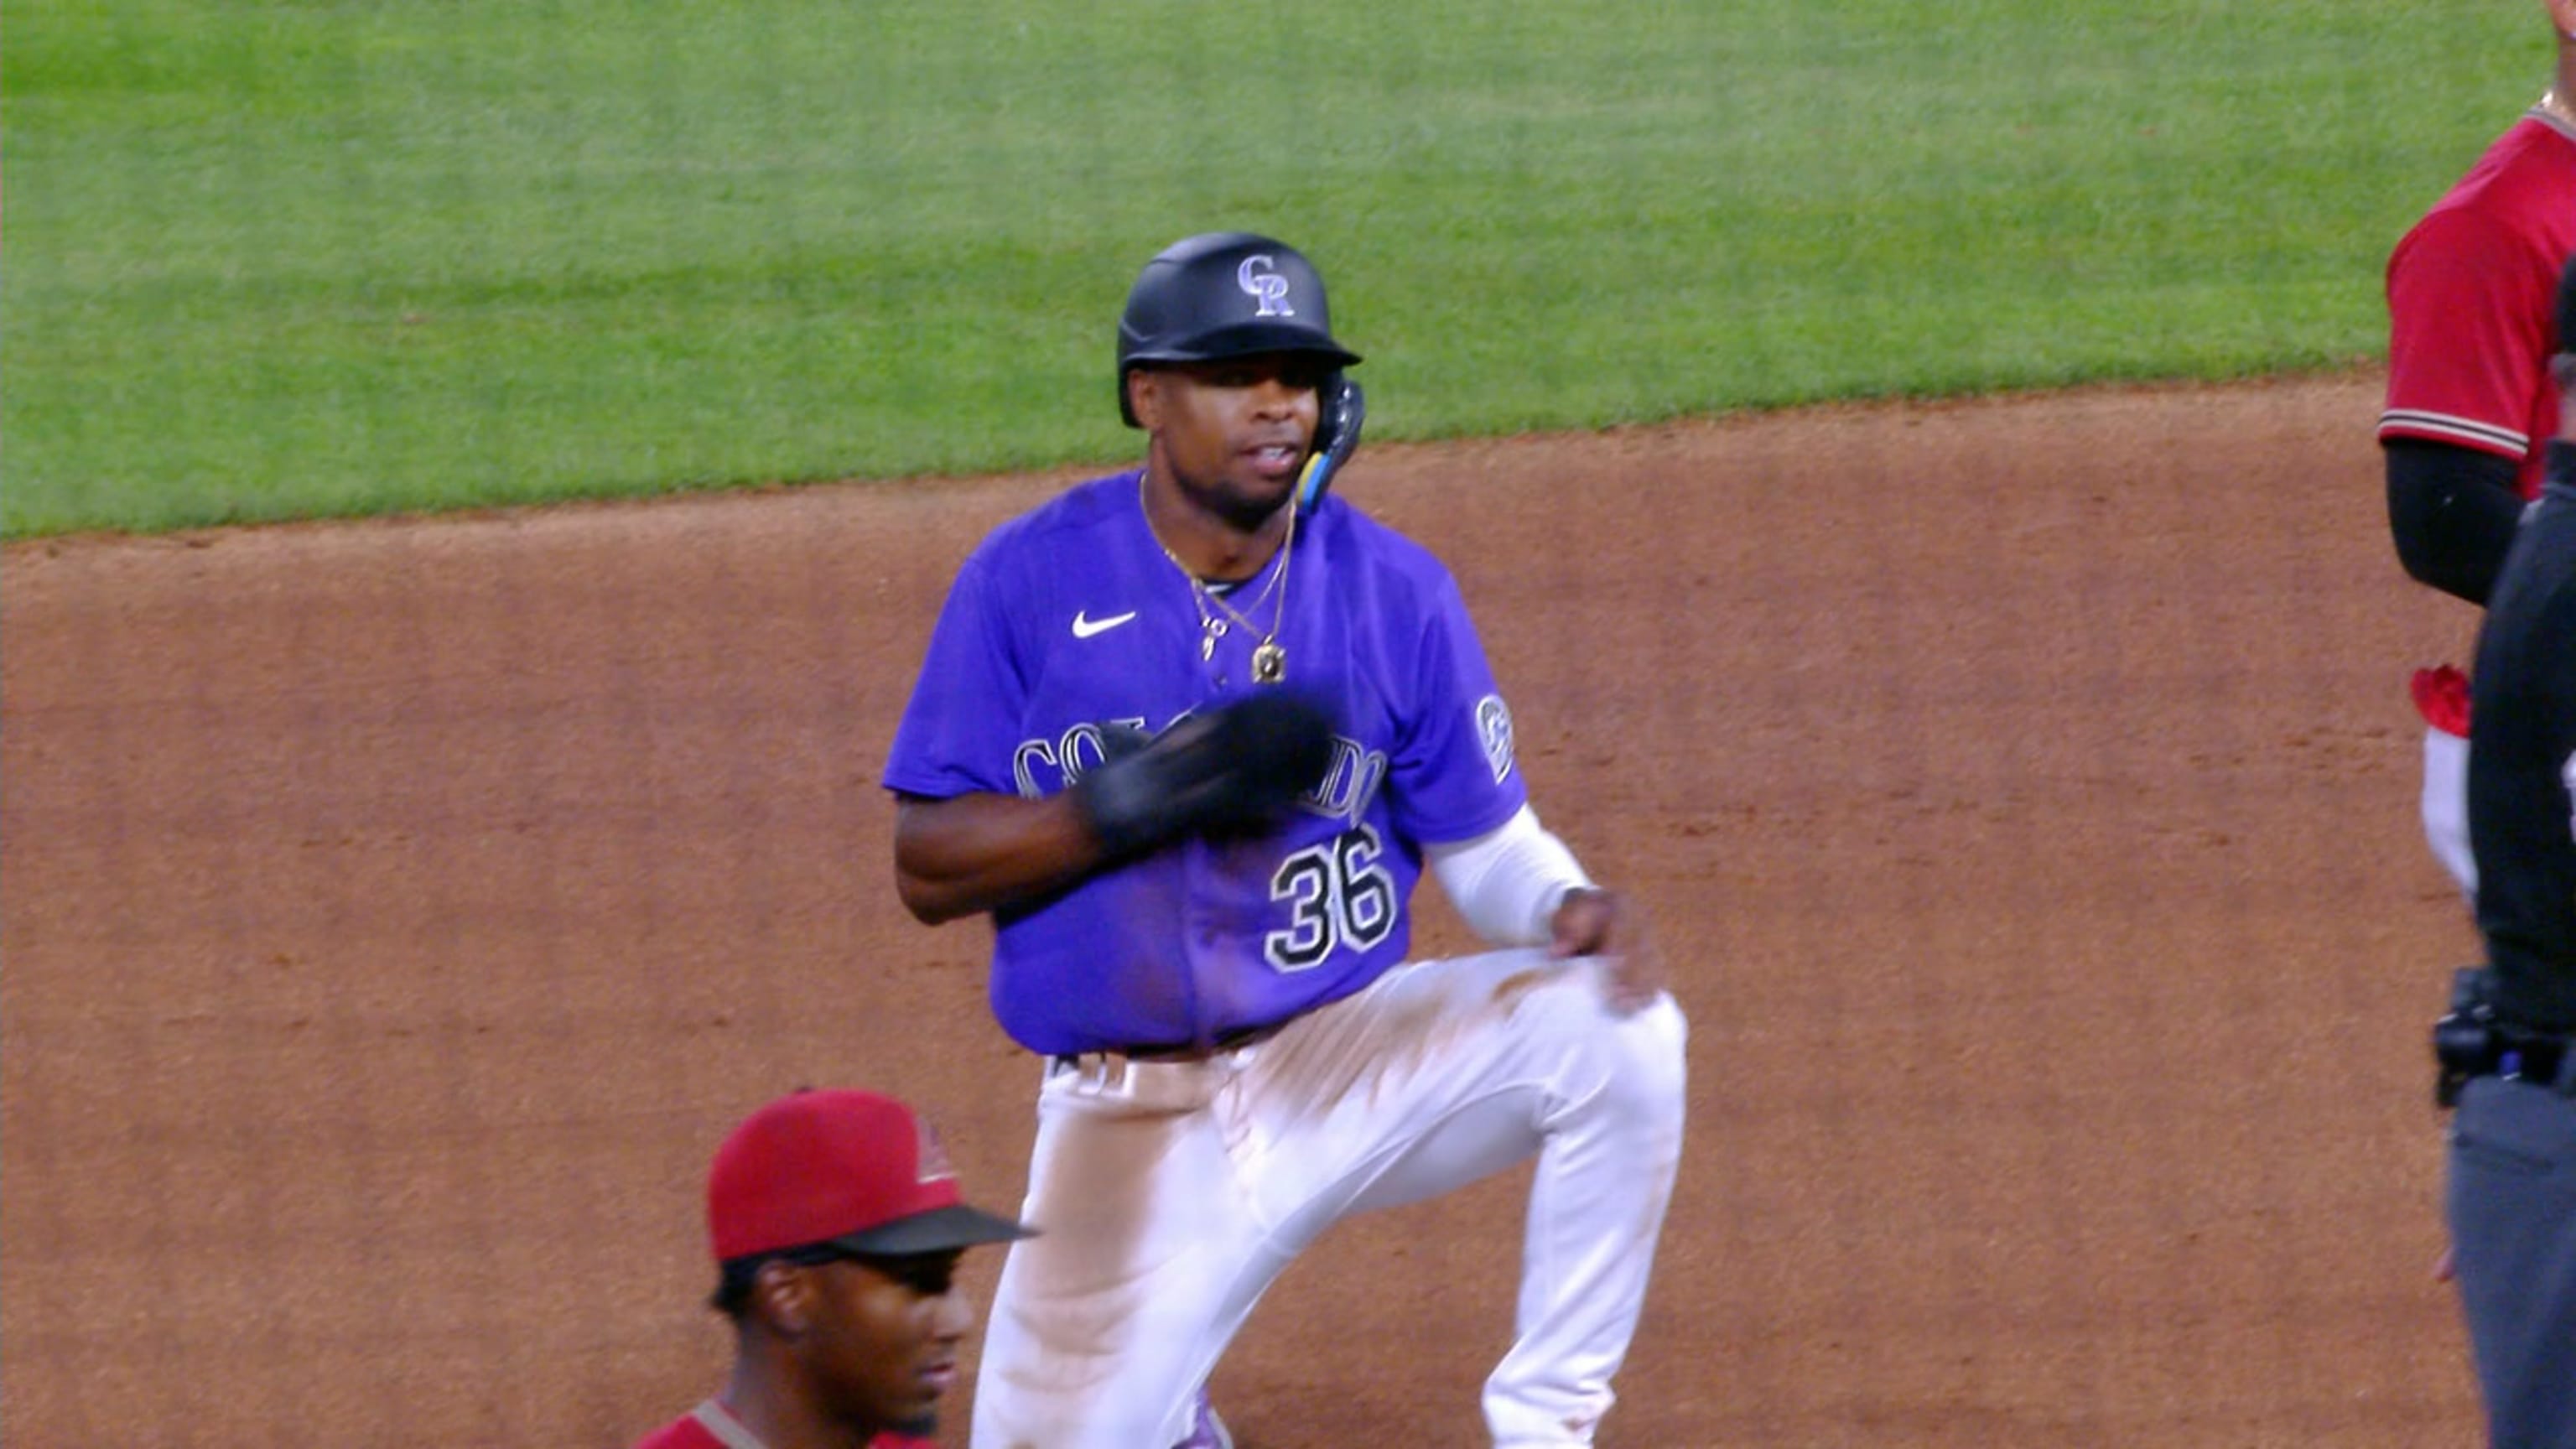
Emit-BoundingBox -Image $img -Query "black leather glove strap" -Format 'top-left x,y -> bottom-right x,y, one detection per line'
1073,693 -> 1337,859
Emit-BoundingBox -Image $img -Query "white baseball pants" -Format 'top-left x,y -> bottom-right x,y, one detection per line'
2424,724 -> 2478,902
969,948 -> 1689,1448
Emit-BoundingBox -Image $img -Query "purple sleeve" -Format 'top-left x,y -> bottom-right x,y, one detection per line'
882,548 -> 1028,800
1388,571 -> 1528,845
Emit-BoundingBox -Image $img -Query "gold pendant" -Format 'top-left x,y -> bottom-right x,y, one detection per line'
1251,641 -> 1286,683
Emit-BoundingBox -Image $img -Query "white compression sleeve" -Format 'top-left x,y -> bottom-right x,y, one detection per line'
1426,803 -> 1594,948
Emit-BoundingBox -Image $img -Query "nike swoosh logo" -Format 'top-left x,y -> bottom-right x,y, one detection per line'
1071,610 -> 1137,639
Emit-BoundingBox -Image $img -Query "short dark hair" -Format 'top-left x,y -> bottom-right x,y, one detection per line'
707,1244 -> 845,1319
709,1261 -> 760,1319
708,1244 -> 968,1320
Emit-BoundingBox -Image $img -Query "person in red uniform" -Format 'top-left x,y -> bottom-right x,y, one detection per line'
2380,0 -> 2576,901
630,1089 -> 1032,1449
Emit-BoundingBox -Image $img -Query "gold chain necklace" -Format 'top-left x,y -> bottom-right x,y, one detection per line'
1140,475 -> 1296,683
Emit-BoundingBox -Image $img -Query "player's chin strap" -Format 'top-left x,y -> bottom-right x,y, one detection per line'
1295,378 -> 1367,516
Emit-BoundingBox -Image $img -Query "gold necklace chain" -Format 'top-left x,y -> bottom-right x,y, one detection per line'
1197,511 -> 1294,633
1140,474 -> 1297,683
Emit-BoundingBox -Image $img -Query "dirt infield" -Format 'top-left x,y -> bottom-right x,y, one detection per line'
2,372 -> 2495,1446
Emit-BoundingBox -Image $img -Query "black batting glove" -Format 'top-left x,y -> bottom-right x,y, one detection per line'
1072,692 -> 1338,860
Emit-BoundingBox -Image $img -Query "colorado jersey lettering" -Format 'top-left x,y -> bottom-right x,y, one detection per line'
883,472 -> 1525,1056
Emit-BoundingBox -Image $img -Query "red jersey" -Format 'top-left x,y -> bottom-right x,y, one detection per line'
630,1408 -> 726,1449
2381,109 -> 2576,501
628,1401 -> 938,1449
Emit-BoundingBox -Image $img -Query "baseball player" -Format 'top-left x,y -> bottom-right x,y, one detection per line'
2432,252 -> 2576,1449
882,231 -> 1689,1448
629,1088 -> 1032,1449
2378,0 -> 2576,900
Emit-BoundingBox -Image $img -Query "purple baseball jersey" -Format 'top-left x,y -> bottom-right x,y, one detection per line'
884,471 -> 1528,1056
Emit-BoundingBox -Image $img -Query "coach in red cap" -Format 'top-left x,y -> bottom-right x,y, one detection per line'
630,1089 -> 1032,1449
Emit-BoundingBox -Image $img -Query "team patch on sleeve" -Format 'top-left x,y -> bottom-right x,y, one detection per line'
1476,694 -> 1515,782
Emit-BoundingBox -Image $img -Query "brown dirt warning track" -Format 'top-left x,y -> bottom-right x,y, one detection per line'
1,371 -> 2495,1446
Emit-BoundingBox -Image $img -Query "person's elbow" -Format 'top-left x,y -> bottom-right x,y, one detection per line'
891,843 -> 982,925
892,864 -> 955,925
2389,522 -> 2453,592
900,886 -> 974,927
891,804 -> 968,924
2386,498 -> 2495,605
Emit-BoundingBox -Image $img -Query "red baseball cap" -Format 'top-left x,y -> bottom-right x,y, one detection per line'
707,1089 -> 1031,1262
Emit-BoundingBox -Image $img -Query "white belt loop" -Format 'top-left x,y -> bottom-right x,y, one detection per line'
1046,1049 -> 1230,1113
1050,1050 -> 1139,1097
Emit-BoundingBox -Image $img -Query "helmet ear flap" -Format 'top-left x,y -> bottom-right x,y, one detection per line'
1296,377 -> 1366,516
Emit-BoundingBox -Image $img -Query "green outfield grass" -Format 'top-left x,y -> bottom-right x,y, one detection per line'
7,0 -> 2542,536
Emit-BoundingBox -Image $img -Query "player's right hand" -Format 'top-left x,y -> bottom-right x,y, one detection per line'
1550,887 -> 1665,1015
1072,691 -> 1338,860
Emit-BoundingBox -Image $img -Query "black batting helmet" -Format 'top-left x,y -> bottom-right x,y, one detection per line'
1116,232 -> 1363,427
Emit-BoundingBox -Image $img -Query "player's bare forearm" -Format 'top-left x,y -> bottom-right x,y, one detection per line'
892,792 -> 1105,924
894,696 -> 1333,924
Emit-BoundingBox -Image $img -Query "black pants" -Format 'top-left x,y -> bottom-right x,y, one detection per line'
2449,1075 -> 2576,1448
